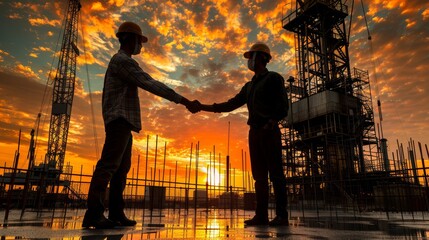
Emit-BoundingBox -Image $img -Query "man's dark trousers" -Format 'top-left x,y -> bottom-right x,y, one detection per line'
249,125 -> 288,219
87,118 -> 132,217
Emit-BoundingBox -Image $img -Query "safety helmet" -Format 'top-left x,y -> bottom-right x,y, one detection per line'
116,21 -> 148,43
243,42 -> 272,61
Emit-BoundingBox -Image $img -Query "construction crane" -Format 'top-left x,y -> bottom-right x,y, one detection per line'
2,0 -> 84,218
45,0 -> 81,173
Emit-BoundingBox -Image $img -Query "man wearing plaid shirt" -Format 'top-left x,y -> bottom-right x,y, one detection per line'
83,21 -> 197,229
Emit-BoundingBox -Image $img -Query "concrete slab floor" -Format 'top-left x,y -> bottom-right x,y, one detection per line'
0,209 -> 428,239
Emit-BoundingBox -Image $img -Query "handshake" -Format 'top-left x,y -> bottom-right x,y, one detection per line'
182,99 -> 203,114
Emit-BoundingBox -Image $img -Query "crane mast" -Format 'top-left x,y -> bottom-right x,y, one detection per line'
46,0 -> 81,172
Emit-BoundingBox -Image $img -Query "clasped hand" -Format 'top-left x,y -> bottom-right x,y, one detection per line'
186,100 -> 201,113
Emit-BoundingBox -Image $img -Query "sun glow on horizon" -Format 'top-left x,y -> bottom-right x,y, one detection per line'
203,166 -> 221,186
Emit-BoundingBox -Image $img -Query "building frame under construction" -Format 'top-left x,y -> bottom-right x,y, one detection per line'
280,0 -> 428,211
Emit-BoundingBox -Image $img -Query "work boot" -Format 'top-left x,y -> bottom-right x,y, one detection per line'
269,215 -> 289,226
109,212 -> 137,227
82,211 -> 116,229
244,215 -> 269,226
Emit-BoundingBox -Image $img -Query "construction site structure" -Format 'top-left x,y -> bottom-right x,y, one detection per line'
32,0 -> 82,213
46,0 -> 81,173
281,0 -> 383,204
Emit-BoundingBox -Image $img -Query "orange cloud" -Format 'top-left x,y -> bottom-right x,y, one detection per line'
9,13 -> 22,19
108,0 -> 126,7
0,49 -> 10,59
11,2 -> 40,12
15,64 -> 38,79
406,18 -> 416,28
33,46 -> 52,52
76,50 -> 105,67
423,9 -> 429,20
91,2 -> 106,11
29,17 -> 60,27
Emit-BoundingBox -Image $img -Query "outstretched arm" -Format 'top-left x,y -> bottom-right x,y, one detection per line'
187,101 -> 246,114
117,56 -> 183,103
187,83 -> 249,114
198,103 -> 216,112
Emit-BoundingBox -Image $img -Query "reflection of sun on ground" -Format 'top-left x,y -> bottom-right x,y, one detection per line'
203,166 -> 221,186
206,217 -> 221,238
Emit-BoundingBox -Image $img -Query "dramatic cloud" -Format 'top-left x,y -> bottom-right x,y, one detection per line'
29,17 -> 61,27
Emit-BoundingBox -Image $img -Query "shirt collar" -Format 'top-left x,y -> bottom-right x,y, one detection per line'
118,49 -> 131,57
253,68 -> 269,81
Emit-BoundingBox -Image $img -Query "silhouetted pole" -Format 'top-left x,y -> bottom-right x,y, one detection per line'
246,151 -> 251,192
212,145 -> 217,207
418,142 -> 429,212
173,161 -> 178,216
417,143 -> 426,183
227,122 -> 233,215
161,142 -> 167,214
186,143 -> 193,214
426,144 -> 429,160
226,124 -> 230,195
208,152 -> 212,205
162,142 -> 167,185
185,165 -> 189,213
153,135 -> 159,186
142,135 -> 149,224
206,164 -> 209,213
150,135 -> 159,214
217,152 -> 220,210
4,129 -> 21,222
130,168 -> 134,209
20,129 -> 36,220
241,149 -> 245,192
426,144 -> 429,187
194,142 -> 200,222
134,154 -> 140,216
167,168 -> 171,217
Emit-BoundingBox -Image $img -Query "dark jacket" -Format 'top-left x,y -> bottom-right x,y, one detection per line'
213,69 -> 289,127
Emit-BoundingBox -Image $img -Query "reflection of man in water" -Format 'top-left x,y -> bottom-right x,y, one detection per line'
82,21 -> 198,229
189,43 -> 289,226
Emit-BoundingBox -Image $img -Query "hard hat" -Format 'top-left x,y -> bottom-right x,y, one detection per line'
243,42 -> 272,60
116,21 -> 148,43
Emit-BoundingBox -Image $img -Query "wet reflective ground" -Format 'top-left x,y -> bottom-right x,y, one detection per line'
1,209 -> 429,239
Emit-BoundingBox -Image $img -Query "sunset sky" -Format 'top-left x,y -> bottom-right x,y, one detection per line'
0,0 -> 428,186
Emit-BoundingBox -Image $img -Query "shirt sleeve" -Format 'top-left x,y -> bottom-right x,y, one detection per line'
116,55 -> 183,104
212,83 -> 248,112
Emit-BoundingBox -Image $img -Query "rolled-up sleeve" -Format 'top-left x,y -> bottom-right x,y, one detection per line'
116,56 -> 183,104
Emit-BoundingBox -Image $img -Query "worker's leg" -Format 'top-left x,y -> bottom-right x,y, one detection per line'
108,134 -> 136,226
85,119 -> 132,220
245,127 -> 269,225
267,126 -> 288,225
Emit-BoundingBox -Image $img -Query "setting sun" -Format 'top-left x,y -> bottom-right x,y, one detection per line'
204,166 -> 222,186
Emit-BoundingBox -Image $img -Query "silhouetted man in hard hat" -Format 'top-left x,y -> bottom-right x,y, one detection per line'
188,42 -> 289,226
83,21 -> 198,229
